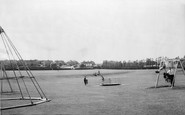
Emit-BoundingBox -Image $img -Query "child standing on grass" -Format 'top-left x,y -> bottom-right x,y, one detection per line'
167,67 -> 175,87
84,76 -> 88,85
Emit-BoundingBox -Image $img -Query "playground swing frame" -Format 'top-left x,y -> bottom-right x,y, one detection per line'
155,58 -> 185,88
0,26 -> 50,110
0,64 -> 50,110
0,97 -> 50,110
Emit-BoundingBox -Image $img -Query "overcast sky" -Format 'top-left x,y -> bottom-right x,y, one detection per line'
0,0 -> 185,63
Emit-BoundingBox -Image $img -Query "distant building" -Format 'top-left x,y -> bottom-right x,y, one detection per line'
40,60 -> 53,67
80,61 -> 95,69
60,65 -> 75,70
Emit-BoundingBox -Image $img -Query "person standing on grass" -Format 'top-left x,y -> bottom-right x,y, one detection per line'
167,67 -> 175,87
163,67 -> 175,87
84,76 -> 88,85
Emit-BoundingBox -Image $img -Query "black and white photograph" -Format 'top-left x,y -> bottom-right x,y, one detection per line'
1,0 -> 185,114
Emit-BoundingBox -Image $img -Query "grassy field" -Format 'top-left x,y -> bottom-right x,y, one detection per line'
1,69 -> 185,115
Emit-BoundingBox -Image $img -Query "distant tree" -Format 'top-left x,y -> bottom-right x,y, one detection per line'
80,63 -> 86,68
138,60 -> 144,68
102,60 -> 108,68
50,62 -> 58,70
122,61 -> 126,67
66,60 -> 79,66
146,58 -> 151,65
55,60 -> 66,66
89,61 -> 95,65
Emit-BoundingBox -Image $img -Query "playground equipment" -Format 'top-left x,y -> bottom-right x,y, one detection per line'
0,26 -> 50,110
155,57 -> 185,88
92,71 -> 121,86
101,78 -> 121,86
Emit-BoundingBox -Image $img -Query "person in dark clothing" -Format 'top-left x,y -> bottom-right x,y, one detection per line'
84,76 -> 88,85
163,73 -> 174,86
163,68 -> 175,87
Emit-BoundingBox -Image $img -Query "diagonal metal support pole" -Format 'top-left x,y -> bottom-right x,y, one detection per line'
2,66 -> 13,92
179,61 -> 185,76
1,63 -> 3,93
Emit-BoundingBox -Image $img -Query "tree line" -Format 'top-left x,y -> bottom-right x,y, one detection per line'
1,56 -> 185,70
102,58 -> 157,69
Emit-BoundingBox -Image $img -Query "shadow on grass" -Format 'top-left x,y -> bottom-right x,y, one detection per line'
0,91 -> 20,95
171,85 -> 185,90
147,85 -> 170,89
147,85 -> 185,90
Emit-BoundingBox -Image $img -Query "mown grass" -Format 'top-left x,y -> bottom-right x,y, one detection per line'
2,69 -> 185,115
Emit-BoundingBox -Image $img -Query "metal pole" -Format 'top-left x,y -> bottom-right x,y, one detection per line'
1,32 -> 24,98
180,61 -> 185,76
155,72 -> 160,88
3,66 -> 13,92
1,62 -> 3,93
171,62 -> 178,88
